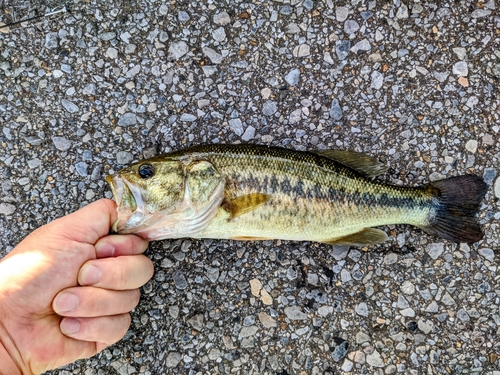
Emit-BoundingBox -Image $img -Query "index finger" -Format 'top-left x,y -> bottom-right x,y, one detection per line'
94,234 -> 149,258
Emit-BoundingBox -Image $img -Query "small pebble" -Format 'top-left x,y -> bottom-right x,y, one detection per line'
355,302 -> 369,317
214,12 -> 231,25
172,270 -> 188,290
453,61 -> 468,77
396,4 -> 409,19
117,113 -> 137,127
371,71 -> 384,89
344,20 -> 359,35
284,306 -> 308,320
336,40 -> 350,60
494,177 -> 500,199
166,352 -> 181,368
249,278 -> 262,297
0,203 -> 16,215
426,243 -> 445,260
331,338 -> 349,362
116,151 -> 133,165
262,101 -> 278,116
187,314 -> 204,331
52,136 -> 72,151
366,350 -> 384,367
61,99 -> 79,113
178,11 -> 190,22
336,7 -> 349,22
284,68 -> 300,86
329,99 -> 343,121
168,41 -> 189,60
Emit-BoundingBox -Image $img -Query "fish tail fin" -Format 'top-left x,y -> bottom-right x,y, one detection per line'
421,175 -> 487,243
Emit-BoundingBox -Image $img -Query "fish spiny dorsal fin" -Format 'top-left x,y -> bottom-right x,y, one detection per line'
222,193 -> 272,220
323,228 -> 389,246
315,150 -> 388,178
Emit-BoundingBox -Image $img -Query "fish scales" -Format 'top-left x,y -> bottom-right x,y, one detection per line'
166,146 -> 429,239
107,144 -> 487,245
198,152 -> 431,242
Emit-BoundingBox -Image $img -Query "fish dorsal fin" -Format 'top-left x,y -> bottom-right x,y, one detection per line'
315,150 -> 388,178
323,228 -> 389,246
223,193 -> 272,220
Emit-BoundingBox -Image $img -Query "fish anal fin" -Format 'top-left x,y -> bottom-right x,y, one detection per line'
231,236 -> 274,241
323,228 -> 388,246
222,193 -> 272,220
315,150 -> 388,178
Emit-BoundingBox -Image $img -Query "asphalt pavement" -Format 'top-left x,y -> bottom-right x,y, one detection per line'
1,0 -> 499,374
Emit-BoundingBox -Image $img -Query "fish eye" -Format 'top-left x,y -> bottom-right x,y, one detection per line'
138,163 -> 155,179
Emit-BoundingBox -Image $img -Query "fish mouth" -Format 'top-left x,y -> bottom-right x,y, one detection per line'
106,174 -> 140,233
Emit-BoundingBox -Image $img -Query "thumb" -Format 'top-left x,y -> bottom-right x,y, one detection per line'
50,199 -> 118,245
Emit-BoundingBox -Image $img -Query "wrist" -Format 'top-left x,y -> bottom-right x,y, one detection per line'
0,338 -> 22,375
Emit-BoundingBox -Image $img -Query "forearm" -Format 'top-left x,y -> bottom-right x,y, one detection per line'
0,339 -> 22,375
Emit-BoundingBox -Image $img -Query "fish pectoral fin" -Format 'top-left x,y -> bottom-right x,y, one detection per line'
222,193 -> 272,220
315,150 -> 388,178
324,228 -> 389,246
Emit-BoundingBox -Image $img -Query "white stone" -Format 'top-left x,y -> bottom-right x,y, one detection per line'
293,44 -> 310,57
426,243 -> 444,260
494,177 -> 500,199
212,27 -> 226,42
351,38 -> 371,53
229,119 -> 244,136
452,47 -> 467,60
289,109 -> 302,124
401,280 -> 415,295
241,126 -> 255,141
105,47 -> 118,59
0,203 -> 15,215
371,71 -> 384,89
452,61 -> 468,77
213,11 -> 231,25
366,350 -> 384,367
284,306 -> 308,320
341,359 -> 353,372
396,4 -> 408,18
355,302 -> 369,317
465,139 -> 478,153
336,7 -> 349,22
478,248 -> 494,262
168,41 -> 189,60
203,47 -> 224,64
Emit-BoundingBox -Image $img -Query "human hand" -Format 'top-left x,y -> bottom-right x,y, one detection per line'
0,199 -> 154,375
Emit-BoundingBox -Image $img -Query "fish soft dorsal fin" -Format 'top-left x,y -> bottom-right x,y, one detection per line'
223,193 -> 272,220
323,228 -> 389,246
315,150 -> 388,178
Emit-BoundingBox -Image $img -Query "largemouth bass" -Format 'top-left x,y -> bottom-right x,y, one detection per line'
105,144 -> 487,246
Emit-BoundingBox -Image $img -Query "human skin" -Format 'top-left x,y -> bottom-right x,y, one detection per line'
0,199 -> 154,374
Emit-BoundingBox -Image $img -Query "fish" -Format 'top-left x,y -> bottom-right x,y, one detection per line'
105,144 -> 487,246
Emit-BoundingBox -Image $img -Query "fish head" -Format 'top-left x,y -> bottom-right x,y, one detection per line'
106,156 -> 225,240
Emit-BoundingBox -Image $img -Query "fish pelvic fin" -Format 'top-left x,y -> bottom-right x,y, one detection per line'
324,228 -> 389,246
315,150 -> 388,178
222,193 -> 272,220
422,175 -> 487,244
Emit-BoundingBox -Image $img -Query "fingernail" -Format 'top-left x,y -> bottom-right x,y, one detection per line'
79,264 -> 101,285
61,318 -> 80,335
55,292 -> 78,313
95,242 -> 115,257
